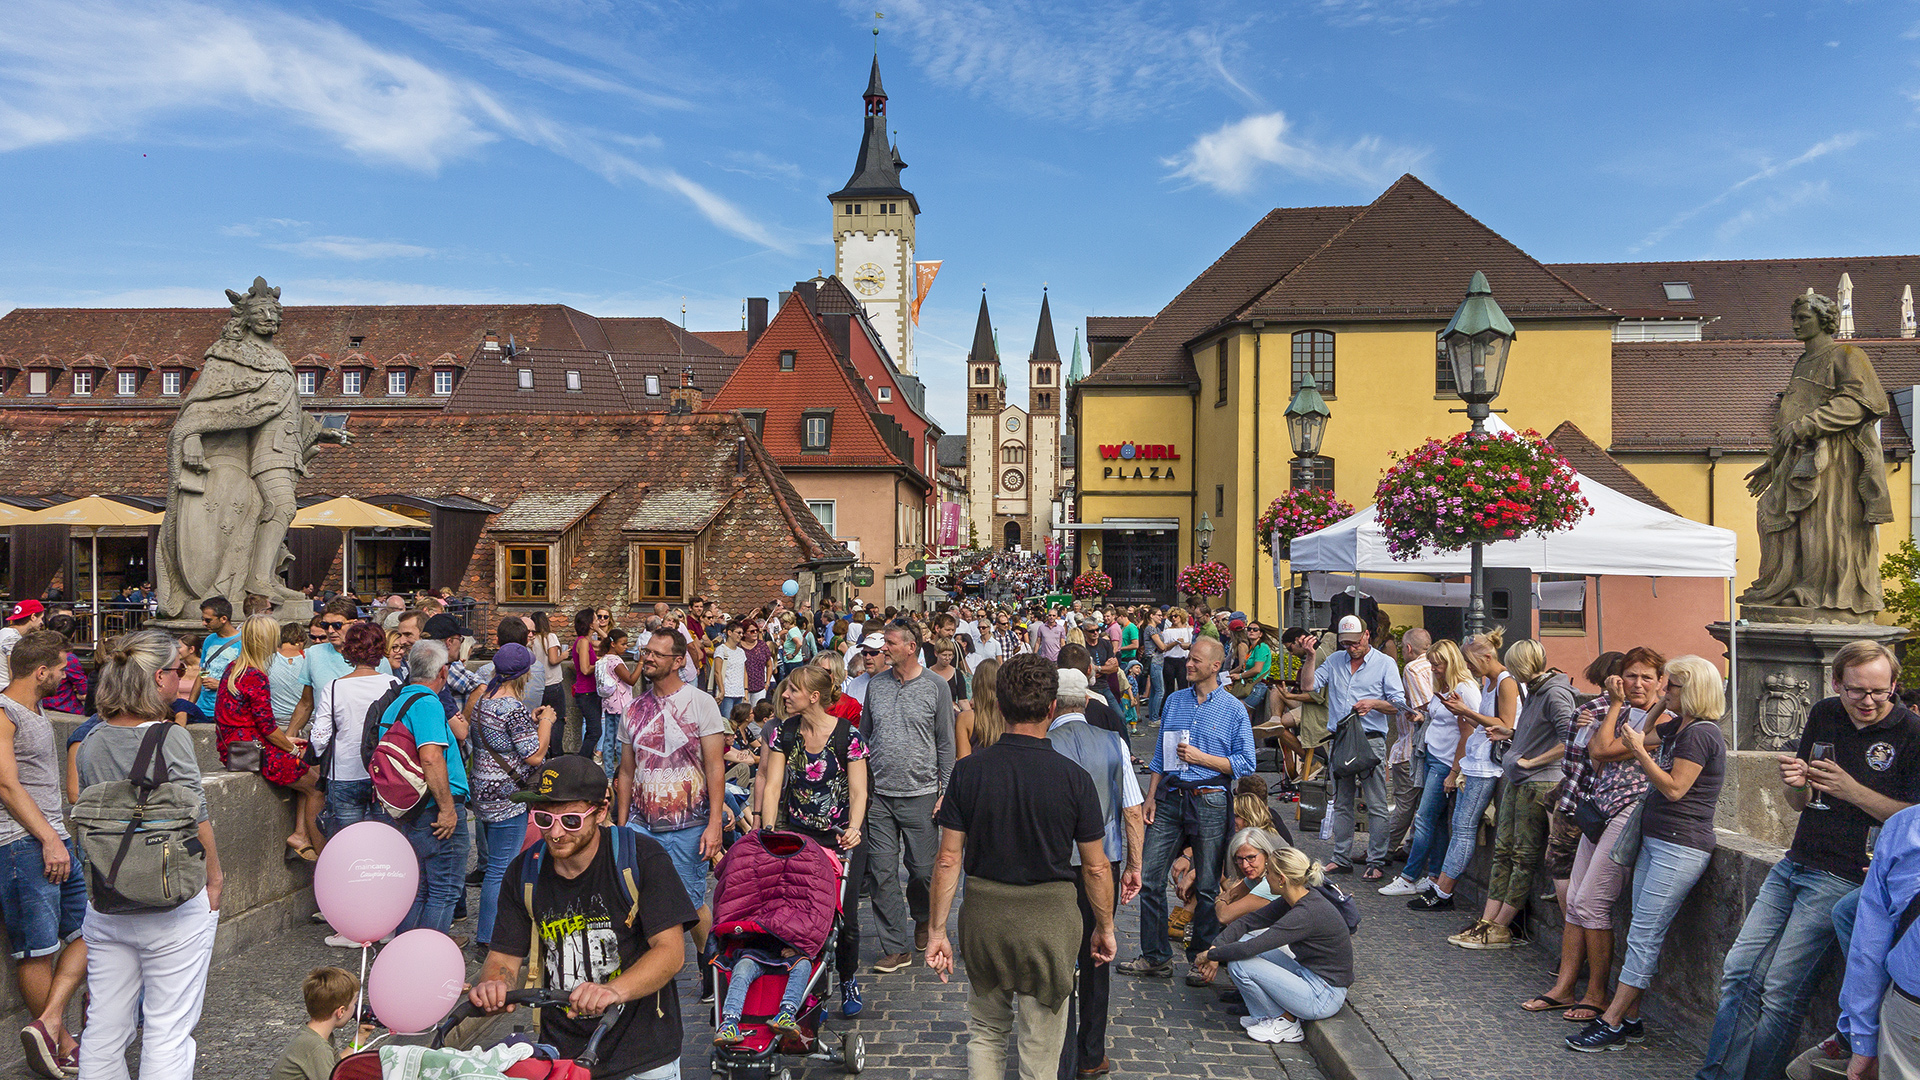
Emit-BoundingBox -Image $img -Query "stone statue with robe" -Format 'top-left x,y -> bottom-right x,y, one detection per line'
154,278 -> 351,620
1740,292 -> 1893,623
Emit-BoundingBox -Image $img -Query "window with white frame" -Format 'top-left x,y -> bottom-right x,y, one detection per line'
341,370 -> 363,396
387,370 -> 408,396
877,386 -> 892,402
71,371 -> 93,396
117,371 -> 137,396
565,370 -> 582,391
433,369 -> 454,395
297,370 -> 318,396
161,371 -> 183,396
517,369 -> 533,390
807,500 -> 836,536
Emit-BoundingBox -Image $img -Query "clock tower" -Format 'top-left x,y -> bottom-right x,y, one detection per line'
830,55 -> 920,374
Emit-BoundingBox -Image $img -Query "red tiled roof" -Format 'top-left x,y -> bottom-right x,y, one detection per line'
1236,175 -> 1613,324
1611,339 -> 1920,454
1077,205 -> 1362,387
1551,257 -> 1920,340
709,295 -> 908,471
1542,421 -> 1675,513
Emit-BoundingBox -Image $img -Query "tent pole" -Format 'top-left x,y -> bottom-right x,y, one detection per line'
1728,577 -> 1738,749
1593,576 -> 1603,654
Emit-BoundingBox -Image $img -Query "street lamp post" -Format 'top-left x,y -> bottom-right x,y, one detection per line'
1282,373 -> 1333,628
1441,271 -> 1517,637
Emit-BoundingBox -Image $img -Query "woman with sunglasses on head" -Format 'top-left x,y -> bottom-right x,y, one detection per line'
759,665 -> 870,1018
1567,656 -> 1727,1052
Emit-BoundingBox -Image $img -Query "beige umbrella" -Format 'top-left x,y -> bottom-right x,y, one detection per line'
1838,273 -> 1855,339
291,497 -> 425,593
1902,285 -> 1914,339
0,503 -> 28,527
24,497 -> 164,642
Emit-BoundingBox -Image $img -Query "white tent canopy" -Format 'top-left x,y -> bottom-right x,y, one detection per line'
1282,417 -> 1737,579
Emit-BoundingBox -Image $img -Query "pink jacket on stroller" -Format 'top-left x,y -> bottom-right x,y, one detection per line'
710,831 -> 840,958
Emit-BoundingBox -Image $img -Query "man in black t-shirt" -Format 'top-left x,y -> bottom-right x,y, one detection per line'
928,654 -> 1112,1080
471,757 -> 698,1080
1696,641 -> 1920,1080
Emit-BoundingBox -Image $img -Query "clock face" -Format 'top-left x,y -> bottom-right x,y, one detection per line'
853,263 -> 885,296
1005,416 -> 1021,432
1002,469 -> 1025,492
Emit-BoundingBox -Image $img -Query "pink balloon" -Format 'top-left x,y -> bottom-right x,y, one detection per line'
367,929 -> 466,1033
314,821 -> 418,945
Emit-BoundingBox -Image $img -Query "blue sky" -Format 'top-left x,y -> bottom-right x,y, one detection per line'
2,0 -> 1917,434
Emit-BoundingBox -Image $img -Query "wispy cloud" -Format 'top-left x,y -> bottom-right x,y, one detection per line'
1716,180 -> 1830,242
267,236 -> 439,260
1632,132 -> 1867,252
1164,111 -> 1426,194
863,0 -> 1260,123
1310,0 -> 1463,29
0,0 -> 789,249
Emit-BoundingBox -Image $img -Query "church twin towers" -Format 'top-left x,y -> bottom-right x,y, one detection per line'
831,52 -> 1064,554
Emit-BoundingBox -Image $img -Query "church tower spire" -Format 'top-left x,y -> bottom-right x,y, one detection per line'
1029,288 -> 1059,418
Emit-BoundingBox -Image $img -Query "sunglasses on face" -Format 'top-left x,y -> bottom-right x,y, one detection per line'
308,631 -> 329,641
531,809 -> 594,832
322,620 -> 347,630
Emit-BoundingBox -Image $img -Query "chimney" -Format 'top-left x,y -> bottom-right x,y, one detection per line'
668,366 -> 702,414
823,313 -> 851,360
778,290 -> 791,311
793,281 -> 819,314
746,298 -> 769,351
482,330 -> 500,352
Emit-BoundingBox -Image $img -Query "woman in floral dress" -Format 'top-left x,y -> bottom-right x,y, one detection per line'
213,614 -> 324,859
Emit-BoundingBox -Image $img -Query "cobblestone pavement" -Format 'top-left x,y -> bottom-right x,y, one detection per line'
0,851 -> 1324,1079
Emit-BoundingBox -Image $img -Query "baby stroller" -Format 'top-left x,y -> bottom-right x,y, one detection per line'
329,988 -> 624,1080
708,829 -> 865,1080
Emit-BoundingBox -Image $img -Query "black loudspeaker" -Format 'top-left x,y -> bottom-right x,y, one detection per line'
1485,567 -> 1534,645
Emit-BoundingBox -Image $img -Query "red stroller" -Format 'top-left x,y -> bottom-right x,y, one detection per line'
707,830 -> 865,1080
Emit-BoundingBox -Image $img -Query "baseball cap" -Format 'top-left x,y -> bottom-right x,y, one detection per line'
860,632 -> 887,652
422,612 -> 470,640
511,755 -> 609,805
1228,614 -> 1248,630
1056,667 -> 1090,698
5,599 -> 43,623
1336,614 -> 1367,640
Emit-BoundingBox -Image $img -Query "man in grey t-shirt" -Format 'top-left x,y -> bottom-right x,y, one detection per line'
859,623 -> 955,973
0,630 -> 88,1076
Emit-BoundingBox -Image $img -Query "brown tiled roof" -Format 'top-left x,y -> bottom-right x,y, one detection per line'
1611,339 -> 1920,454
1551,257 -> 1920,340
623,488 -> 731,533
1076,205 -> 1362,387
443,348 -> 742,414
1237,176 -> 1613,324
493,493 -> 608,532
1085,316 -> 1151,342
693,330 -> 748,356
597,318 -> 726,356
0,410 -> 849,614
1542,421 -> 1675,513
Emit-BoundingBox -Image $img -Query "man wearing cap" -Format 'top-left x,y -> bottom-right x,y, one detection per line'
421,611 -> 485,721
385,640 -> 472,936
476,756 -> 698,1080
1302,614 -> 1407,881
862,623 -> 956,974
0,601 -> 44,693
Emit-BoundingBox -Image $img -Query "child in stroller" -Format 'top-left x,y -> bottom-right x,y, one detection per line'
715,942 -> 811,1042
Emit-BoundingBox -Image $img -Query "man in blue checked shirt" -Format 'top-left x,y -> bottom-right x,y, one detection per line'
1840,802 -> 1920,1079
1117,636 -> 1255,984
1301,614 -> 1406,880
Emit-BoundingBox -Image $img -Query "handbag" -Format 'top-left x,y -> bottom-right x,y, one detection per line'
1329,712 -> 1380,779
1606,793 -> 1649,869
224,739 -> 263,773
1572,797 -> 1610,844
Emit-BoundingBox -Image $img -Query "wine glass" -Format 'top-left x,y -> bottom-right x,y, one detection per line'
1807,743 -> 1835,811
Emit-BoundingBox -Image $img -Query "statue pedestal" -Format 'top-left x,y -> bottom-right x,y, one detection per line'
147,598 -> 313,635
1707,619 -> 1906,751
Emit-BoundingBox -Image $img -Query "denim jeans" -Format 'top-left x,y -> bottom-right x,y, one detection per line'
394,801 -> 471,936
722,955 -> 812,1022
1438,774 -> 1498,882
719,696 -> 744,722
1396,747 -> 1451,884
475,810 -> 528,948
323,778 -> 374,837
1834,886 -> 1862,954
1695,857 -> 1856,1080
1244,683 -> 1271,724
1139,784 -> 1232,963
1147,658 -> 1165,724
1226,935 -> 1347,1023
1330,734 -> 1391,869
1622,836 -> 1714,989
600,710 -> 623,781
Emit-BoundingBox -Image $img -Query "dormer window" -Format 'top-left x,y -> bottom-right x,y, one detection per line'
433,369 -> 455,395
387,370 -> 409,396
298,371 -> 318,396
117,371 -> 138,396
645,374 -> 661,396
349,335 -> 365,349
161,371 -> 183,396
26,372 -> 47,396
1663,282 -> 1694,302
780,350 -> 796,372
341,370 -> 363,396
802,408 -> 834,452
71,371 -> 93,396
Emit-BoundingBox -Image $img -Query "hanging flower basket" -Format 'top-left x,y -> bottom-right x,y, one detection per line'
1374,428 -> 1589,560
1071,571 -> 1112,599
1257,488 -> 1357,558
1177,562 -> 1232,598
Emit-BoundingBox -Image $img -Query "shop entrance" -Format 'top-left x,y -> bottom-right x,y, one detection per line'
1103,529 -> 1175,604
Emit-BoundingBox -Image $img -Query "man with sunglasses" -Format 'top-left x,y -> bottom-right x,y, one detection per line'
288,600 -> 391,734
476,756 -> 697,1080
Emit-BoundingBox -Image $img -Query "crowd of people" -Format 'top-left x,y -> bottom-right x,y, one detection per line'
2,581 -> 1919,1080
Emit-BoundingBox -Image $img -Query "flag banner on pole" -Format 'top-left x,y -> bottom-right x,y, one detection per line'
911,260 -> 943,325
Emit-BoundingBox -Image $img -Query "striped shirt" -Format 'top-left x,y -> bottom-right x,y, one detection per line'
1150,683 -> 1256,783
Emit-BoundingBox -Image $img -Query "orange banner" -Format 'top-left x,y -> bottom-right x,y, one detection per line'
911,260 -> 942,325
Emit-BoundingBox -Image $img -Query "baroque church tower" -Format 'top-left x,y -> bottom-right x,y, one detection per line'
830,55 -> 920,374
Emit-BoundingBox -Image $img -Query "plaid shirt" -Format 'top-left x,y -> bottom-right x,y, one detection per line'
1553,697 -> 1653,817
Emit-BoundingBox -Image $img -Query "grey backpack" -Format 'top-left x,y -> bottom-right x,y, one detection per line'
71,723 -> 207,913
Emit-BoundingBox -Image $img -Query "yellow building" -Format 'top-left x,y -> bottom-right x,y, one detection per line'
1070,175 -> 1920,663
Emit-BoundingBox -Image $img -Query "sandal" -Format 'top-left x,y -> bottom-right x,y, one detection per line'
1562,1004 -> 1605,1023
284,842 -> 318,862
1360,866 -> 1385,882
1521,995 -> 1573,1013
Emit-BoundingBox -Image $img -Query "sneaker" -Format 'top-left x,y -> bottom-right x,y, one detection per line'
1462,923 -> 1515,950
21,1020 -> 63,1079
1407,891 -> 1455,912
770,1006 -> 800,1033
1565,1020 -> 1628,1053
1620,1017 -> 1645,1044
1116,957 -> 1175,978
871,953 -> 913,974
1447,921 -> 1489,946
841,977 -> 864,1018
1244,1018 -> 1281,1043
325,933 -> 363,948
1266,1015 -> 1306,1043
1239,1015 -> 1263,1030
714,1021 -> 744,1045
466,867 -> 485,886
1378,876 -> 1421,896
309,910 -> 330,924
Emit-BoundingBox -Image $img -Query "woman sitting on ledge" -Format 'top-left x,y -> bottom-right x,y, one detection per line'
1191,844 -> 1352,1046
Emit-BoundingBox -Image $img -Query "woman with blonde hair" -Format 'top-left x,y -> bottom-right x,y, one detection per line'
213,614 -> 324,859
1194,846 -> 1353,1045
1452,638 -> 1576,950
1402,639 -> 1493,913
1568,655 -> 1727,1052
956,656 -> 1003,757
